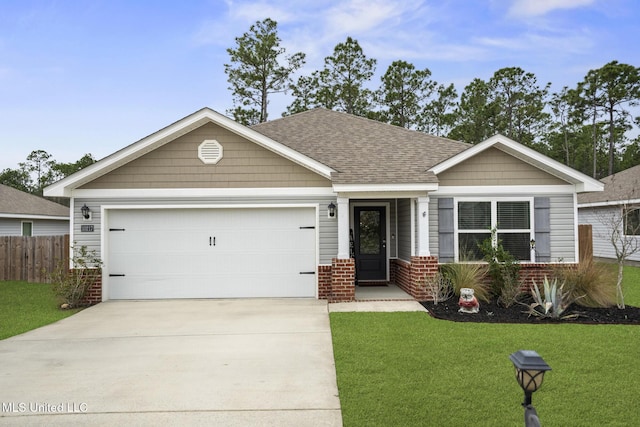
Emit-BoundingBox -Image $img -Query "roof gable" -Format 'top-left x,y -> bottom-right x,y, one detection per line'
0,184 -> 69,218
79,122 -> 331,190
430,134 -> 603,192
45,108 -> 333,197
437,147 -> 568,186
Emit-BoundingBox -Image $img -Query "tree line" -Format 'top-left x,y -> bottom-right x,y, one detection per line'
225,18 -> 640,179
0,150 -> 95,198
3,18 -> 637,197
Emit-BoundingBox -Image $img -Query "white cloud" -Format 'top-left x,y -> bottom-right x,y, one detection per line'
324,0 -> 401,35
508,0 -> 595,17
474,30 -> 594,56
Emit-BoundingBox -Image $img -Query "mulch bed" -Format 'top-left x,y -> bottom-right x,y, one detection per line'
420,297 -> 640,325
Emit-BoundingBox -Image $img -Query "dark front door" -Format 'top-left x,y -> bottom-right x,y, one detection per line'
354,206 -> 387,281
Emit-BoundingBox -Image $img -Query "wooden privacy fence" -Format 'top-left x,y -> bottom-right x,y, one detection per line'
0,235 -> 69,283
578,224 -> 593,263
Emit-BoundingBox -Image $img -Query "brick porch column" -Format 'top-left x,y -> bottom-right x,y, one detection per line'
408,256 -> 439,300
331,258 -> 355,302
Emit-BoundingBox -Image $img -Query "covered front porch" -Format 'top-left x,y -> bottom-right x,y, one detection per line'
320,192 -> 439,302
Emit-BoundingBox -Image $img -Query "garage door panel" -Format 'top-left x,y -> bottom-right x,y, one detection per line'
107,208 -> 316,299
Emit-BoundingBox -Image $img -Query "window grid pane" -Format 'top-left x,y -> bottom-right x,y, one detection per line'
458,202 -> 491,230
22,222 -> 33,237
497,201 -> 530,230
497,233 -> 531,261
458,232 -> 491,261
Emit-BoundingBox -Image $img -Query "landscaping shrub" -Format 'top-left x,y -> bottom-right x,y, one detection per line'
424,272 -> 453,304
479,230 -> 523,307
440,261 -> 490,303
49,245 -> 102,308
554,260 -> 617,308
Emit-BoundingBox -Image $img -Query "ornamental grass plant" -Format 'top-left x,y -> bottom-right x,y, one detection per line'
553,260 -> 617,308
440,261 -> 490,303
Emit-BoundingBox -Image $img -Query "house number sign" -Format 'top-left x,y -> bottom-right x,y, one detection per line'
80,225 -> 94,232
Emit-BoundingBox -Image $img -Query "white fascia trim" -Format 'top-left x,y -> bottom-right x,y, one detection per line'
429,134 -> 604,192
0,213 -> 69,221
71,187 -> 336,199
45,108 -> 334,197
102,203 -> 320,210
333,183 -> 438,193
578,198 -> 640,209
336,191 -> 431,199
432,185 -> 575,195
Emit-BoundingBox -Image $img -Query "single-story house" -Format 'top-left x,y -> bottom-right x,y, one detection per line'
44,108 -> 603,303
0,183 -> 69,236
578,163 -> 640,263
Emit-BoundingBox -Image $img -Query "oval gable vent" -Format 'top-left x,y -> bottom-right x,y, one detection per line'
198,139 -> 223,164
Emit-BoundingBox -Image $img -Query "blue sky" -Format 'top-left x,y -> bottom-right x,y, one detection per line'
1,0 -> 638,171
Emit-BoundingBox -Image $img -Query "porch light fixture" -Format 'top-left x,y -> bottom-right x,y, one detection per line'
80,204 -> 91,220
530,239 -> 536,249
328,202 -> 336,218
509,350 -> 552,427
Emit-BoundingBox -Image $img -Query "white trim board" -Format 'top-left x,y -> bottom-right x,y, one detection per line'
71,187 -> 336,199
432,185 -> 576,195
578,198 -> 640,208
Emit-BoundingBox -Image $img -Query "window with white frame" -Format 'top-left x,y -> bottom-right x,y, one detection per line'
456,199 -> 533,261
624,206 -> 640,236
21,221 -> 33,237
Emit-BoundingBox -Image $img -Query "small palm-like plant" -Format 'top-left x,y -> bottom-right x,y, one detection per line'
527,276 -> 579,320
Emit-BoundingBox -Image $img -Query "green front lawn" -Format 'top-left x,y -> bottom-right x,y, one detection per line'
0,281 -> 82,340
331,266 -> 640,426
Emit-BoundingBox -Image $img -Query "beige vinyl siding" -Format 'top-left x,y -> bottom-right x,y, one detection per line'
74,196 -> 338,264
428,193 -> 577,262
80,122 -> 331,189
438,148 -> 568,186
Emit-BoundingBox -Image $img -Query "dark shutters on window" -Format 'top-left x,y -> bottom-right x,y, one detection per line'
438,198 -> 455,262
534,197 -> 551,262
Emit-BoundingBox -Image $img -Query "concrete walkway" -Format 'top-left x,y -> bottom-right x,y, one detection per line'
0,299 -> 342,426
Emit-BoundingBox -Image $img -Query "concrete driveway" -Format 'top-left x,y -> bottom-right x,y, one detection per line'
0,299 -> 342,426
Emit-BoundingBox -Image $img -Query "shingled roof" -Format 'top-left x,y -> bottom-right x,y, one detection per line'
0,184 -> 69,217
251,108 -> 471,185
578,163 -> 640,205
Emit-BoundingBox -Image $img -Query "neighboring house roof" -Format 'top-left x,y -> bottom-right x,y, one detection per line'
251,108 -> 470,186
0,184 -> 69,219
578,163 -> 640,207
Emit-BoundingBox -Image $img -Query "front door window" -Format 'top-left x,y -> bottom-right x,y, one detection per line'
354,206 -> 386,281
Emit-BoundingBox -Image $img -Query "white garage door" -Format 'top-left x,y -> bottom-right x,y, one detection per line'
106,207 -> 317,299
